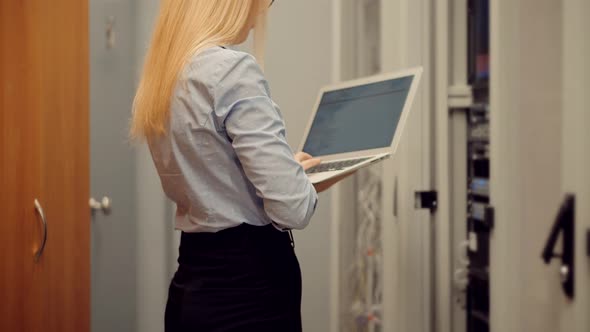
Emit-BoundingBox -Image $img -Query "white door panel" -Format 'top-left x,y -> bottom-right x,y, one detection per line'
380,0 -> 433,331
491,1 -> 589,331
334,0 -> 433,331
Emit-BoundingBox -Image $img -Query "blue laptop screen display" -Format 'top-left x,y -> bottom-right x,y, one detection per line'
302,75 -> 414,157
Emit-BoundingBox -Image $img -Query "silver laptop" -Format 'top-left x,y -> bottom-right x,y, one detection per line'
299,67 -> 423,184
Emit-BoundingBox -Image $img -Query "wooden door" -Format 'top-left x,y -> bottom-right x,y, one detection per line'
0,2 -> 40,331
36,0 -> 90,330
0,1 -> 90,331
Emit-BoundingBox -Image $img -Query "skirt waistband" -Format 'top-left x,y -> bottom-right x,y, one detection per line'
178,223 -> 294,264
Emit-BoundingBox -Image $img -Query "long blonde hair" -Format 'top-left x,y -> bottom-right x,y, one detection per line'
131,0 -> 268,140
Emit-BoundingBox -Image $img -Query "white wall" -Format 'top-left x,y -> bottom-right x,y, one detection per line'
265,1 -> 334,331
134,1 -> 178,332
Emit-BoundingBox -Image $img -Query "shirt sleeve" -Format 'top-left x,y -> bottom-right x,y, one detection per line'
212,51 -> 318,230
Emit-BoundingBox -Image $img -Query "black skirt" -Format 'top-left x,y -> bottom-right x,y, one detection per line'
165,223 -> 302,332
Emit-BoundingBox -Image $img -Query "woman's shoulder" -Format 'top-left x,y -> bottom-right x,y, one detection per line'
184,46 -> 263,88
190,46 -> 252,66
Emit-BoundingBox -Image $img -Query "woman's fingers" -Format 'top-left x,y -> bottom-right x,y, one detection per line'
300,158 -> 321,171
294,152 -> 313,162
295,152 -> 320,170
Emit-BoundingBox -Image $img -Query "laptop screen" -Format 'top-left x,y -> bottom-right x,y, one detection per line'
302,75 -> 414,157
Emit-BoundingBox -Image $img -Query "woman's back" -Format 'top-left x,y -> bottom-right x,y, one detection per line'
148,46 -> 318,233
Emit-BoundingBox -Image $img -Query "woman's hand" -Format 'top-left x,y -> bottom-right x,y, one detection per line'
313,171 -> 356,193
294,152 -> 321,171
294,152 -> 357,193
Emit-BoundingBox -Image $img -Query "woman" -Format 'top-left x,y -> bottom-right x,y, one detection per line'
131,1 -> 345,331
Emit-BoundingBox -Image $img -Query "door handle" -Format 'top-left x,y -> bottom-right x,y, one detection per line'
90,196 -> 112,214
541,194 -> 575,299
33,199 -> 48,262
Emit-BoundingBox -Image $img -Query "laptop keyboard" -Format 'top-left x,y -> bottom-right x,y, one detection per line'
305,157 -> 372,174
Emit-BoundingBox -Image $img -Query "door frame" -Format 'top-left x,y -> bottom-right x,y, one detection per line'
562,0 -> 590,331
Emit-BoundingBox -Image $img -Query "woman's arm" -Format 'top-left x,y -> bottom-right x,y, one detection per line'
214,52 -> 319,230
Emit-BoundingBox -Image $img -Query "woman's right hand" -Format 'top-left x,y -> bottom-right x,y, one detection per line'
294,152 -> 321,171
294,152 -> 354,193
295,152 -> 356,193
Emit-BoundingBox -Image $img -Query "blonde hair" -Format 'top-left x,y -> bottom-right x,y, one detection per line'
131,0 -> 269,140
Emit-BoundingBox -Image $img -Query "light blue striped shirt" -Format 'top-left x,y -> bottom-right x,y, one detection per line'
148,46 -> 318,232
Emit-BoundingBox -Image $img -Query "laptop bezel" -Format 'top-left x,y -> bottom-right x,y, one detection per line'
298,67 -> 423,162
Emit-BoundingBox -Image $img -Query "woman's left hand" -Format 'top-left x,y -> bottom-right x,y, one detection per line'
312,171 -> 356,193
294,152 -> 321,171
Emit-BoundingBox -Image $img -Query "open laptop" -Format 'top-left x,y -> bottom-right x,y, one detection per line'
300,67 -> 423,184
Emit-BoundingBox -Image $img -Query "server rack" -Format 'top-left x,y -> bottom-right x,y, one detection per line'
466,0 -> 491,331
